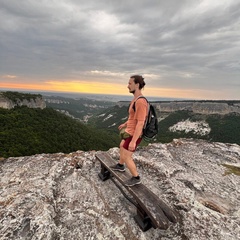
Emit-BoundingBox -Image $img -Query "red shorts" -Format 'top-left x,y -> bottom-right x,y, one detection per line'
122,137 -> 142,152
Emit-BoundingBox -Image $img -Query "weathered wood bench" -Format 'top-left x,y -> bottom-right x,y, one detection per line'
96,152 -> 179,231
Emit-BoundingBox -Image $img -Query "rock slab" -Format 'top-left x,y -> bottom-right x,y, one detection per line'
0,139 -> 240,239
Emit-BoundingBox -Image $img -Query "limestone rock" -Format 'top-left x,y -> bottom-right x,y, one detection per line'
0,139 -> 240,239
156,101 -> 240,115
118,101 -> 240,115
0,95 -> 46,109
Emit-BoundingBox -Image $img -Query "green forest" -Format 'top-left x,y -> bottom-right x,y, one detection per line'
1,91 -> 240,159
1,91 -> 42,102
156,111 -> 240,144
89,105 -> 240,146
0,106 -> 119,158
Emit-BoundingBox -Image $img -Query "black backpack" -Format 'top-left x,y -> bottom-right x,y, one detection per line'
133,96 -> 158,141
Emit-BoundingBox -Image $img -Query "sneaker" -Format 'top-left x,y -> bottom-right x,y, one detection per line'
110,163 -> 125,172
124,177 -> 141,187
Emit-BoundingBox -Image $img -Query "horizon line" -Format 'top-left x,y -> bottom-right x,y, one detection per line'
1,88 -> 240,102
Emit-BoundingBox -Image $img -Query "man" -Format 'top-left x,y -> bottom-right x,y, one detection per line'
111,75 -> 148,186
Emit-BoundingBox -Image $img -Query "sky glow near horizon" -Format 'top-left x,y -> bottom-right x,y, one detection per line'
0,0 -> 240,99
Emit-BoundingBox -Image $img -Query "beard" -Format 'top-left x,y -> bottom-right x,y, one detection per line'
129,90 -> 135,94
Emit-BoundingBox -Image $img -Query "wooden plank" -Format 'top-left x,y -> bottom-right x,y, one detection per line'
152,191 -> 179,223
96,152 -> 179,229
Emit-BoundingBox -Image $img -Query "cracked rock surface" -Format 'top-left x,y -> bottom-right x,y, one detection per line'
0,139 -> 240,240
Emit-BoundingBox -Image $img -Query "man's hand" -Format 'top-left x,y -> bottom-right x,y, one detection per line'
118,123 -> 127,130
128,140 -> 136,152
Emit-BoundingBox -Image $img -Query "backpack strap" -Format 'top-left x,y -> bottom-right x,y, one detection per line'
132,96 -> 148,112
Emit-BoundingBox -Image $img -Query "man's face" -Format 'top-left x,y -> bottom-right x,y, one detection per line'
128,78 -> 137,94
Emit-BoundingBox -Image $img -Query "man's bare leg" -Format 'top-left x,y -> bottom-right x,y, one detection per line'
119,140 -> 125,165
121,147 -> 139,177
110,140 -> 126,172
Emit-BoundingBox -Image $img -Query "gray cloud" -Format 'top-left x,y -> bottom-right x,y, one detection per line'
0,0 -> 239,98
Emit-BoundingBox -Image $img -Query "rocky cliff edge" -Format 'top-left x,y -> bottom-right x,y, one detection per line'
0,139 -> 240,240
0,94 -> 46,109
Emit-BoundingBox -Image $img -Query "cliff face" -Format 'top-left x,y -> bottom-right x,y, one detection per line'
0,94 -> 46,109
156,101 -> 240,115
118,101 -> 240,115
0,139 -> 240,240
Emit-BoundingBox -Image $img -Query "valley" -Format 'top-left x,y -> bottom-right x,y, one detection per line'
1,91 -> 240,158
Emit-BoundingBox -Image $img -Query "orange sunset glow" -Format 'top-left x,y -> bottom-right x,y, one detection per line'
1,80 -> 128,95
1,80 -> 220,99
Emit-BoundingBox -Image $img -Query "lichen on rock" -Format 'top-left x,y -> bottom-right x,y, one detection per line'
0,139 -> 239,239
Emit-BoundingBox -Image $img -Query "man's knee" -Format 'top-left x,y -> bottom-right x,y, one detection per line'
120,140 -> 125,148
121,147 -> 133,160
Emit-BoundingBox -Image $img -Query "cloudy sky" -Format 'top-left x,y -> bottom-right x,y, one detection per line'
0,0 -> 240,99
